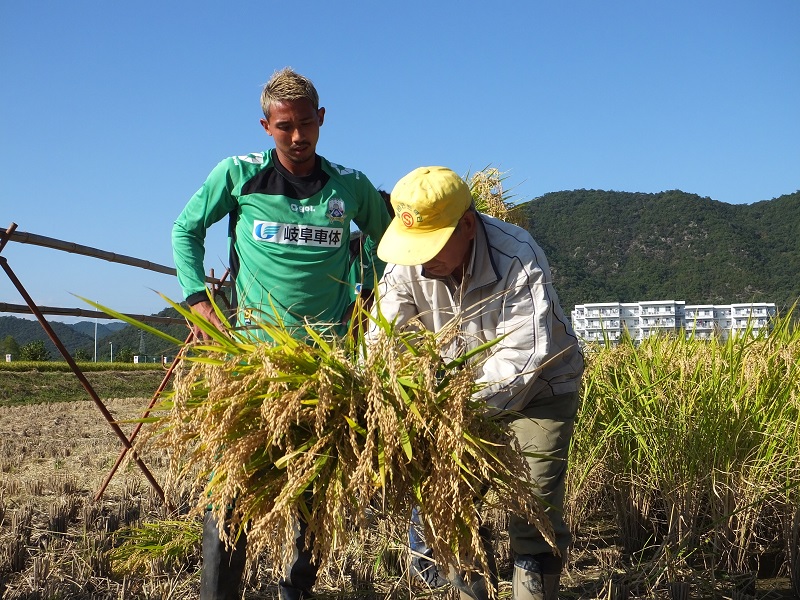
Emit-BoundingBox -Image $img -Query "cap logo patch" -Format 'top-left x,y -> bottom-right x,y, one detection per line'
396,202 -> 422,228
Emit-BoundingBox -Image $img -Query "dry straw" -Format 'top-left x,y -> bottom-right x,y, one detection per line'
82,167 -> 551,588
468,167 -> 528,229
85,291 -> 555,587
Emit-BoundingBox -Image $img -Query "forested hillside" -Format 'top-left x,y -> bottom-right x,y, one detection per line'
0,316 -> 95,358
520,189 -> 800,315
101,308 -> 187,360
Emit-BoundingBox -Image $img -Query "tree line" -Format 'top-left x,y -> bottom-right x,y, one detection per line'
0,306 -> 186,363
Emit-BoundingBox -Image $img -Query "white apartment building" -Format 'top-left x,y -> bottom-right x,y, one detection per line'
571,301 -> 776,343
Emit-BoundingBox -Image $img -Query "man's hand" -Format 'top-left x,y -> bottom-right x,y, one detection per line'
189,300 -> 228,341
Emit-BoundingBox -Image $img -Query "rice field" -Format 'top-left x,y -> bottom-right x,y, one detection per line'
1,314 -> 798,599
0,394 -> 514,599
565,315 -> 800,599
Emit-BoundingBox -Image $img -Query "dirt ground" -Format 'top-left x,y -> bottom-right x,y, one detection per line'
0,398 -> 796,599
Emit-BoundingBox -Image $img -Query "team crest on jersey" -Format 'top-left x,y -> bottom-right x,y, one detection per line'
326,198 -> 346,223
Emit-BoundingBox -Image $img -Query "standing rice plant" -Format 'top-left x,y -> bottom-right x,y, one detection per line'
563,341 -> 620,536
87,294 -> 556,592
567,312 -> 800,588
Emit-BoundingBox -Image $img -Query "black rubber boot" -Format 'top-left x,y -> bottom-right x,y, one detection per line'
542,573 -> 561,600
278,516 -> 318,599
277,581 -> 315,600
451,525 -> 498,600
200,511 -> 248,600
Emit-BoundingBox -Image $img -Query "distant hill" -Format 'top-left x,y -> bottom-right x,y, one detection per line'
0,307 -> 187,361
0,315 -> 95,358
100,307 -> 188,361
519,189 -> 800,315
69,320 -> 127,340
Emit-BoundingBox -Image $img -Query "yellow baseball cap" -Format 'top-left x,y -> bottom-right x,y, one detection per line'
377,166 -> 472,265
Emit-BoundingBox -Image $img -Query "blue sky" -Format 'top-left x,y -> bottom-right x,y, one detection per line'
1,1 -> 798,322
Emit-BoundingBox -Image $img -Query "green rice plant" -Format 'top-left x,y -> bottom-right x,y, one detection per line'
82,294 -> 555,588
110,519 -> 202,575
567,312 -> 800,579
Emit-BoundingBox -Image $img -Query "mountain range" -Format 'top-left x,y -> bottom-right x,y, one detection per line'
2,188 -> 798,359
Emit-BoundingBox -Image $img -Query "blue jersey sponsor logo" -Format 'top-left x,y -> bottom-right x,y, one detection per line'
254,222 -> 282,240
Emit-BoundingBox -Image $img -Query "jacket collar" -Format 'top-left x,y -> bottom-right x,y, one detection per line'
464,213 -> 501,294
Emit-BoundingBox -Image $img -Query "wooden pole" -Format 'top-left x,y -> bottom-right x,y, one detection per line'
0,302 -> 184,324
0,254 -> 166,503
2,224 -> 227,286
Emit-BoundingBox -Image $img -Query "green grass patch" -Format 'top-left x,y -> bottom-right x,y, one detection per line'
0,366 -> 168,405
0,361 -> 165,372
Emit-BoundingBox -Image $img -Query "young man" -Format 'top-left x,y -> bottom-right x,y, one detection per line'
374,166 -> 584,600
172,67 -> 391,600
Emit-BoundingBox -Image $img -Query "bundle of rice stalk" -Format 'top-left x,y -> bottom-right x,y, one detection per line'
468,166 -> 529,229
82,295 -> 555,585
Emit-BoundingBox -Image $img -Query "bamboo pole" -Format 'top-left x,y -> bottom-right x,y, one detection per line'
2,225 -> 226,286
0,302 -> 184,324
0,254 -> 166,503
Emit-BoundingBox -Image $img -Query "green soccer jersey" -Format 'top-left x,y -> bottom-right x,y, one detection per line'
172,150 -> 390,336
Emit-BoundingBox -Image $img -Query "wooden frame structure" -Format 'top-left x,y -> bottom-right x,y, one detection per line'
0,221 -> 230,504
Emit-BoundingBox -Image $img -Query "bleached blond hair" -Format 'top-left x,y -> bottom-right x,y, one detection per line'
260,67 -> 319,119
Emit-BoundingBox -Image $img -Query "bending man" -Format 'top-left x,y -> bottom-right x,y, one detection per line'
373,166 -> 583,600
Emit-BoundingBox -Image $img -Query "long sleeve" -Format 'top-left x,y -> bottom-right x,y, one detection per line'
352,181 -> 392,290
172,159 -> 238,303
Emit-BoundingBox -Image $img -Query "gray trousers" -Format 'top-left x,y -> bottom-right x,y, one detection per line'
506,390 -> 579,559
200,510 -> 318,600
409,390 -> 579,591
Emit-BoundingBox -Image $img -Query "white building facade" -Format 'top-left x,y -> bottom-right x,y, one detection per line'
571,301 -> 776,343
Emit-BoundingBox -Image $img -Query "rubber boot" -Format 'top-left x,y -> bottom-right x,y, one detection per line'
542,573 -> 561,600
513,554 -> 544,600
278,516 -> 318,600
200,511 -> 248,600
277,582 -> 314,600
450,525 -> 498,600
409,507 -> 448,589
449,569 -> 491,600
